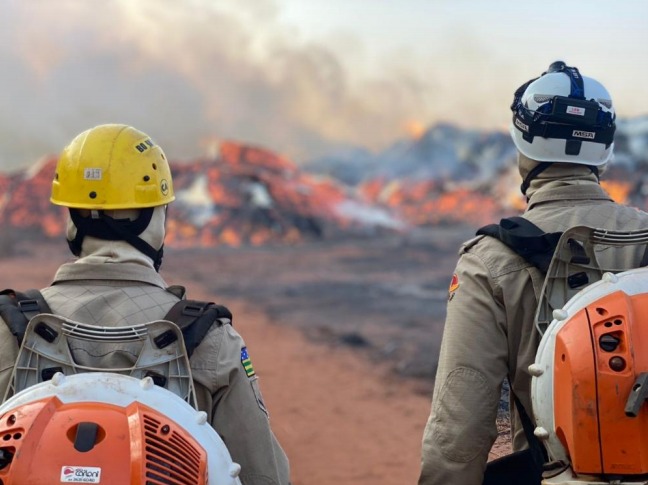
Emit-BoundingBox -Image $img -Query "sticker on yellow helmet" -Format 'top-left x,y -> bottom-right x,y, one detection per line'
134,138 -> 155,153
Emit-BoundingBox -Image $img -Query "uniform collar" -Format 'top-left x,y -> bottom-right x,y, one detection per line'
526,180 -> 612,210
52,260 -> 168,288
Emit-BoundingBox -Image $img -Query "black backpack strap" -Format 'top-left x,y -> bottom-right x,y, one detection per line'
511,391 -> 548,466
0,288 -> 52,345
163,299 -> 233,358
483,388 -> 547,485
477,217 -> 563,273
640,245 -> 648,267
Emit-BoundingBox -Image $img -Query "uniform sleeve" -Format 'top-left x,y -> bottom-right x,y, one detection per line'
419,251 -> 509,485
210,324 -> 291,485
0,318 -> 19,402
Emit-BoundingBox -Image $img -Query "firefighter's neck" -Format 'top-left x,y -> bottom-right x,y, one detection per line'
519,155 -> 603,200
75,237 -> 157,270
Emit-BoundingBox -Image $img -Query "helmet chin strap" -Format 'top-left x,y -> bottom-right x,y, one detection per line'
68,208 -> 165,271
520,162 -> 552,196
520,163 -> 600,198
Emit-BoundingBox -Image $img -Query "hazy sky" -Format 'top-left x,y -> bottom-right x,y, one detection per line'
1,0 -> 646,171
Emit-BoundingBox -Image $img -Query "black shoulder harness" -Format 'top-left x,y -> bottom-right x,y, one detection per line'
0,288 -> 232,358
162,299 -> 233,357
0,289 -> 53,345
477,216 -> 563,273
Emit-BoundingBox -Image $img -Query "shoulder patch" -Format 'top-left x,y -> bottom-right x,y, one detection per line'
241,347 -> 256,378
448,273 -> 460,301
449,274 -> 460,293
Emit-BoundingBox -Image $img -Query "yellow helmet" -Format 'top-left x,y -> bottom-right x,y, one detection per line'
51,124 -> 175,209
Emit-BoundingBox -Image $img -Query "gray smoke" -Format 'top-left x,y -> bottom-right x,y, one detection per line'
4,0 -> 643,174
0,0 -> 429,171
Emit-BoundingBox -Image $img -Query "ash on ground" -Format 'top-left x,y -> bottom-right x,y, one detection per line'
164,225 -> 476,393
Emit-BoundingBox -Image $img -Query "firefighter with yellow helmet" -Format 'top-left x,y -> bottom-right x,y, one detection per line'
0,124 -> 290,485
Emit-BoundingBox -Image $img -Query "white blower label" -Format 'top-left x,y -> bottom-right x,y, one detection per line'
60,466 -> 102,483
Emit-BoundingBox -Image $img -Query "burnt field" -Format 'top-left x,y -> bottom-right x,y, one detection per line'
163,225 -> 475,390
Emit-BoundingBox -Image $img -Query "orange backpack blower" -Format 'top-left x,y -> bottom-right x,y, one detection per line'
0,315 -> 242,485
530,226 -> 648,484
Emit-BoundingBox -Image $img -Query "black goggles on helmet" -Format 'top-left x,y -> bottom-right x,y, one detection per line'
510,61 -> 616,153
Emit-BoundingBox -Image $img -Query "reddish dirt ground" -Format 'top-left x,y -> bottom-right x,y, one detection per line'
222,299 -> 433,485
1,242 -> 510,485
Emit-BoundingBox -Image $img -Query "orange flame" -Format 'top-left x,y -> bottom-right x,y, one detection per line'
404,120 -> 426,140
601,180 -> 632,204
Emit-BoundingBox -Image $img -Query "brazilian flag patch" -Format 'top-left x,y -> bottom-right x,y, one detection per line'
241,347 -> 255,378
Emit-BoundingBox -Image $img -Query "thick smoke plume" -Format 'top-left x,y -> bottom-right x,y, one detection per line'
0,0 -> 429,171
4,0 -> 644,173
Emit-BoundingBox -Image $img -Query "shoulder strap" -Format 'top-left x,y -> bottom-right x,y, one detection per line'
477,217 -> 563,273
483,388 -> 547,485
163,299 -> 233,358
511,389 -> 548,466
0,288 -> 52,345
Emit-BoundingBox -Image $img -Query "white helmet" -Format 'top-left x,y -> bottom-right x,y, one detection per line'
510,61 -> 616,166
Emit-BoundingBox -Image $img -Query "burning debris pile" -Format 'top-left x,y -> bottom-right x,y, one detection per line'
0,157 -> 66,238
308,124 -> 524,227
309,118 -> 648,227
3,119 -> 648,252
355,168 -> 643,228
166,141 -> 388,247
0,141 -> 398,249
358,178 -> 505,227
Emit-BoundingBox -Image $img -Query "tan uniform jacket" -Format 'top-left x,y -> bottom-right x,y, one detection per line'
419,179 -> 648,485
0,260 -> 290,485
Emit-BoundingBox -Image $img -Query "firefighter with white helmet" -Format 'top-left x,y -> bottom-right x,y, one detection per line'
418,62 -> 648,484
0,124 -> 290,485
